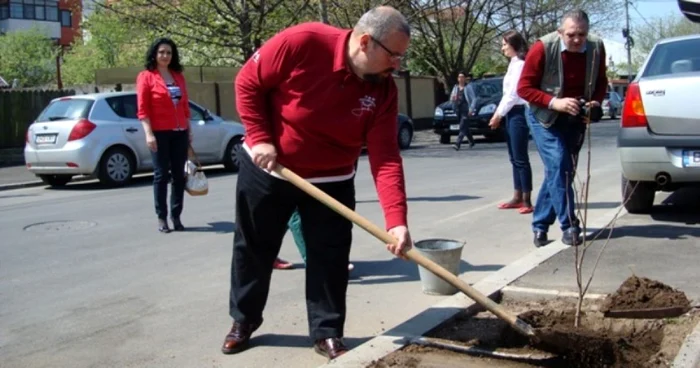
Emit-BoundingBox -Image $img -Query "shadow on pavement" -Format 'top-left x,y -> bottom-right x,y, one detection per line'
593,187 -> 700,240
186,221 -> 235,234
251,333 -> 373,350
347,257 -> 502,286
356,194 -> 480,204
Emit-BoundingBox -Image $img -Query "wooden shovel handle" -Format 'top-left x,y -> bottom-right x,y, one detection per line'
273,164 -> 536,338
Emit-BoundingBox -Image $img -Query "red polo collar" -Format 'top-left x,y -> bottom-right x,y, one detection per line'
333,29 -> 353,72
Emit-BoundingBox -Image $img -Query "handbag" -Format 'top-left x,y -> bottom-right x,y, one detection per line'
184,145 -> 209,196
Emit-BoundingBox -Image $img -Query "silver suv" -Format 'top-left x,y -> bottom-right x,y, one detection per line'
25,91 -> 245,187
617,34 -> 700,213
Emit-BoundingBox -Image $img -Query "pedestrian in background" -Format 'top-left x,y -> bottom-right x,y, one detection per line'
136,37 -> 192,233
450,72 -> 476,150
488,30 -> 533,214
517,10 -> 607,247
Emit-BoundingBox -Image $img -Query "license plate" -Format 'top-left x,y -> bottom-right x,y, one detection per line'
35,134 -> 57,144
682,150 -> 700,167
450,124 -> 460,130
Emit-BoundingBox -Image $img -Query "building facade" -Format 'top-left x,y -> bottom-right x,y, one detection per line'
0,0 -> 82,47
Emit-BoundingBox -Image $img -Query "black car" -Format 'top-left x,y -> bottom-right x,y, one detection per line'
363,113 -> 414,150
432,77 -> 505,144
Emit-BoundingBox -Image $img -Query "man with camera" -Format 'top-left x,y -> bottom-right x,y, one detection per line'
517,9 -> 607,247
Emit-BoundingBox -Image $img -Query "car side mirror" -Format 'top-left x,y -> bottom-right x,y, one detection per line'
679,0 -> 700,23
203,109 -> 214,121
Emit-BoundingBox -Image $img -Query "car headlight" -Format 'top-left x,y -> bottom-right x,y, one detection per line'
478,104 -> 496,115
434,107 -> 444,118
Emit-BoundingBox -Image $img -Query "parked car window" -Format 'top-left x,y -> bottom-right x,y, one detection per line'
106,95 -> 139,119
642,38 -> 700,78
36,98 -> 93,122
189,103 -> 205,121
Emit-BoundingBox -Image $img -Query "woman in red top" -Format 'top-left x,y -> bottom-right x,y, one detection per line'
136,38 -> 192,233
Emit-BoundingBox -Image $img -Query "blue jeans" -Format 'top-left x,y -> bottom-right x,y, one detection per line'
151,130 -> 189,220
456,108 -> 474,147
504,106 -> 532,193
526,110 -> 586,233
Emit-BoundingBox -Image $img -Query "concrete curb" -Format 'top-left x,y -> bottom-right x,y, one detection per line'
0,175 -> 94,192
500,285 -> 608,301
672,315 -> 700,368
318,205 -> 629,367
0,180 -> 46,191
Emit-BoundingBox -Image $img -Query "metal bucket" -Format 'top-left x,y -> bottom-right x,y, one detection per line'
414,239 -> 465,295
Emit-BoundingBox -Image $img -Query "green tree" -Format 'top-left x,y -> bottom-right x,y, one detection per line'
632,13 -> 700,65
98,0 -> 315,65
61,7 -> 154,85
0,27 -> 59,87
498,0 -> 625,43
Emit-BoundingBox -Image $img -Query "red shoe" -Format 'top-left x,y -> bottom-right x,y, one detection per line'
273,258 -> 294,270
498,201 -> 523,209
519,206 -> 534,214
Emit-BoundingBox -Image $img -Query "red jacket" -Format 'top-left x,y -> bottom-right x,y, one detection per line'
136,69 -> 191,131
235,22 -> 407,230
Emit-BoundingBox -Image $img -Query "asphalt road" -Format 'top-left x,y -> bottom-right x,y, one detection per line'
0,120 -> 626,368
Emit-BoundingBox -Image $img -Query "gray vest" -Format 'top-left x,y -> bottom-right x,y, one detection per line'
529,31 -> 603,127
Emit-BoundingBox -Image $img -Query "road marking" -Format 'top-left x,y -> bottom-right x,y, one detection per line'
438,198 -> 509,224
437,163 -> 620,225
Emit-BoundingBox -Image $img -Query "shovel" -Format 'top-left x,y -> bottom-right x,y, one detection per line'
273,164 -> 539,341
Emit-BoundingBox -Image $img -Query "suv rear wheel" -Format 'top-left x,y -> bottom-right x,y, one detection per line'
621,175 -> 655,214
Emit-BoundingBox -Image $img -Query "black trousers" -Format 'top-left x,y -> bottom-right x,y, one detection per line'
150,130 -> 189,220
229,150 -> 355,340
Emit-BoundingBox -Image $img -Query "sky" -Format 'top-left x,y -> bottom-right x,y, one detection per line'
602,0 -> 686,66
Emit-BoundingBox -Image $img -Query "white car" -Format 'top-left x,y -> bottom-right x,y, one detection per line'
617,34 -> 700,213
25,91 -> 245,187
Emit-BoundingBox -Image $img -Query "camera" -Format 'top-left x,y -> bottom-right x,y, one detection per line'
577,98 -> 603,122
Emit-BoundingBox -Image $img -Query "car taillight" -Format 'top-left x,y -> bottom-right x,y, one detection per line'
26,128 -> 30,143
621,83 -> 648,128
68,119 -> 96,141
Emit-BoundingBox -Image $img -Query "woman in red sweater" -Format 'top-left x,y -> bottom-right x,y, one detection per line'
136,38 -> 192,233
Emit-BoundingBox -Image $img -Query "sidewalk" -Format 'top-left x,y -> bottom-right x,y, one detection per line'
0,165 -> 46,190
323,188 -> 700,367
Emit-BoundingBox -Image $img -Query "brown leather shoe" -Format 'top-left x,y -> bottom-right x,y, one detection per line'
314,337 -> 348,360
221,320 -> 262,354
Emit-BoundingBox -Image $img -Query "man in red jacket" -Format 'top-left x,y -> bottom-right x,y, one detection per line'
517,10 -> 607,248
222,6 -> 413,361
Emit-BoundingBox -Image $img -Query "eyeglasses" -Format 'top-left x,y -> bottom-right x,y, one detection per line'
370,36 -> 405,61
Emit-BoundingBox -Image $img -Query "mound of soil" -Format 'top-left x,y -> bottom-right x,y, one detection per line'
366,299 -> 699,368
602,275 -> 691,312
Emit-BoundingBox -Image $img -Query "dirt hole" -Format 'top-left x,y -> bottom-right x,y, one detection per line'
367,298 -> 698,368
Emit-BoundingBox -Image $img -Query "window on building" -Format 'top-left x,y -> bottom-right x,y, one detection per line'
10,2 -> 22,18
46,4 -> 57,21
60,9 -> 70,27
4,0 -> 59,21
34,4 -> 44,20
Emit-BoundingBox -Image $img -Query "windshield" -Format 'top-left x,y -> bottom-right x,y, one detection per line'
36,98 -> 94,122
642,38 -> 700,78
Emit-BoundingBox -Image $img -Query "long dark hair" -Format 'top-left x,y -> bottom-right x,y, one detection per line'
502,30 -> 529,61
144,37 -> 183,72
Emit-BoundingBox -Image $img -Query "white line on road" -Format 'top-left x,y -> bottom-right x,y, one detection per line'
438,198 -> 509,224
436,163 -> 620,225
